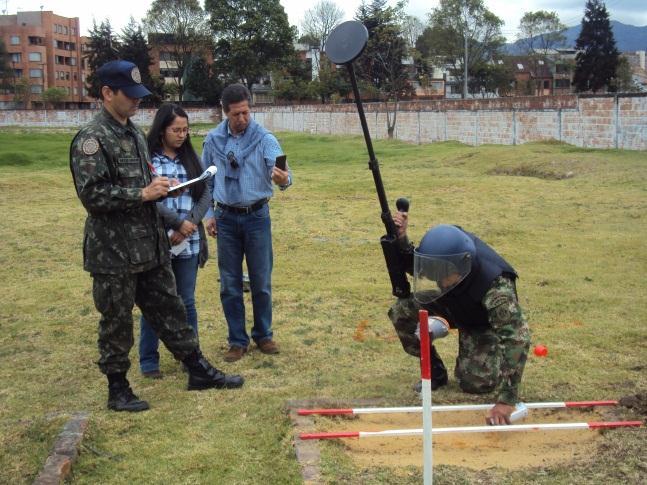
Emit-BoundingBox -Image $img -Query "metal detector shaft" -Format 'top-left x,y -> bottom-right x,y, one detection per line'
346,63 -> 411,297
346,63 -> 396,236
326,20 -> 411,297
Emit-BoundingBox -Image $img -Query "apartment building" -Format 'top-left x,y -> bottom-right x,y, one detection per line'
0,10 -> 93,109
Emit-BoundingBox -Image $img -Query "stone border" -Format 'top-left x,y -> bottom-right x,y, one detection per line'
33,412 -> 89,485
286,398 -> 386,484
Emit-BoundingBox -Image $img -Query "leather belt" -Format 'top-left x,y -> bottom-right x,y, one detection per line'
216,198 -> 268,215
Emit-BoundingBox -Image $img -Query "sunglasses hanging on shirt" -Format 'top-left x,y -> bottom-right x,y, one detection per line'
227,151 -> 239,169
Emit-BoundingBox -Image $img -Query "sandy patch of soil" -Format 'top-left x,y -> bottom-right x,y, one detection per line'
319,407 -> 610,471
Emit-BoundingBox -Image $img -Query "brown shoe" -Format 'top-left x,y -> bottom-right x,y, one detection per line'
257,339 -> 279,354
142,370 -> 163,379
224,346 -> 247,362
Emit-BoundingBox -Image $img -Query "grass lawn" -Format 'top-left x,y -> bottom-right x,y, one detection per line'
0,128 -> 645,484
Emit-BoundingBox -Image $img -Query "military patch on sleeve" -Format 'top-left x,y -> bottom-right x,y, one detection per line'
82,138 -> 99,156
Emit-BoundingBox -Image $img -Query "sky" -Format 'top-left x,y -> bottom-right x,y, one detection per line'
4,0 -> 647,41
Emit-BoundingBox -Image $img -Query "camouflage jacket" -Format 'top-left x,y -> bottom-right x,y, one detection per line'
70,108 -> 169,274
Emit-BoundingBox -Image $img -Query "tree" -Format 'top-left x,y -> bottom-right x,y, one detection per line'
310,61 -> 351,103
119,18 -> 164,104
184,56 -> 223,105
401,15 -> 424,50
13,77 -> 31,108
41,87 -> 68,108
301,0 -> 344,50
85,21 -> 120,99
144,0 -> 211,102
517,11 -> 566,56
0,39 -> 13,94
355,0 -> 413,138
271,52 -> 318,102
422,0 -> 504,98
517,11 -> 567,95
611,56 -> 639,93
468,61 -> 514,97
205,0 -> 295,88
573,0 -> 619,93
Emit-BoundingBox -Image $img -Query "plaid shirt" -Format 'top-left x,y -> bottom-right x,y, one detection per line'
152,152 -> 200,258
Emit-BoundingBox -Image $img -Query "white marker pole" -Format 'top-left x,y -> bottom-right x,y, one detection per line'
299,420 -> 643,440
296,400 -> 619,416
419,309 -> 432,485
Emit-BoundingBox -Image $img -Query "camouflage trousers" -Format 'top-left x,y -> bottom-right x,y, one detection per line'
91,263 -> 198,375
388,277 -> 530,399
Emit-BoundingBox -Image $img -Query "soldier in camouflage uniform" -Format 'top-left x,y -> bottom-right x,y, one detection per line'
70,60 -> 244,412
389,219 -> 531,425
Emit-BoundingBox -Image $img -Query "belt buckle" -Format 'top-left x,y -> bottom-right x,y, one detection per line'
242,206 -> 251,215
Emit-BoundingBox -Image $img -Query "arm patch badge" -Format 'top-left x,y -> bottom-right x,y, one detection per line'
82,138 -> 100,156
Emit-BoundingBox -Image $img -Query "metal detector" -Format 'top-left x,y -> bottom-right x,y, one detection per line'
325,21 -> 412,298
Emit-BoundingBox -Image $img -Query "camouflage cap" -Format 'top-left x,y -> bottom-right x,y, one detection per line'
97,60 -> 152,99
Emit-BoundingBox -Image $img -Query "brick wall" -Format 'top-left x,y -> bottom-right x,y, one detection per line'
252,94 -> 647,151
0,95 -> 645,150
0,107 -> 221,128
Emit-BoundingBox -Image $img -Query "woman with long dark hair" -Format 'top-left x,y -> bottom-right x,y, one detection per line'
139,103 -> 211,378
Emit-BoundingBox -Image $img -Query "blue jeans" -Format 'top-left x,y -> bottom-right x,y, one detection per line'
215,203 -> 273,348
139,255 -> 199,373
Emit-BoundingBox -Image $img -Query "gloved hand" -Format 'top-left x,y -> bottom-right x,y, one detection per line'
414,316 -> 450,340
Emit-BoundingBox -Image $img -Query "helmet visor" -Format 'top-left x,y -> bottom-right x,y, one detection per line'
413,251 -> 472,304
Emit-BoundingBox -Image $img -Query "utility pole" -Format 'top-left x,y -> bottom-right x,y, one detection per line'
463,32 -> 468,98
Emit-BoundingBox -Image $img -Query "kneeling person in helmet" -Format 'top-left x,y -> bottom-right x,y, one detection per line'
388,215 -> 531,425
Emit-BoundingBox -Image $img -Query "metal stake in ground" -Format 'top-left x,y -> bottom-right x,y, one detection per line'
297,400 -> 619,416
419,310 -> 433,485
299,421 -> 643,440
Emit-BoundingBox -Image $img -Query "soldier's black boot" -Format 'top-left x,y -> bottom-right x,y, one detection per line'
107,373 -> 149,412
183,350 -> 245,391
413,345 -> 449,392
431,345 -> 449,389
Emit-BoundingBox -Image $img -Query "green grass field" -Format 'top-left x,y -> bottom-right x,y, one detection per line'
0,128 -> 645,484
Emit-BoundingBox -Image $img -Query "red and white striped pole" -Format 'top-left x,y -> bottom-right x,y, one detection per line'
296,400 -> 619,416
299,421 -> 643,440
419,309 -> 433,485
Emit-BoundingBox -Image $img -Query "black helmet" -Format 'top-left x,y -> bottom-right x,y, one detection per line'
413,224 -> 475,303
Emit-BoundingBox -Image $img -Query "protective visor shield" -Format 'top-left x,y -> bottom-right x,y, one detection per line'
413,250 -> 472,304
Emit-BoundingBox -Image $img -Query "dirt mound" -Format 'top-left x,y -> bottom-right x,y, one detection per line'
619,392 -> 647,417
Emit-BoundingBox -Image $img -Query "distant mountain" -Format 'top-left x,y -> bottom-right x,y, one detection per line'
505,21 -> 647,54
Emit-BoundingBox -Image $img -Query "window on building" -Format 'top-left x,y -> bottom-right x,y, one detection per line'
10,53 -> 21,62
28,36 -> 44,45
65,72 -> 70,80
30,84 -> 43,94
55,71 -> 59,80
28,52 -> 42,62
555,79 -> 570,89
14,69 -> 23,78
64,26 -> 69,35
29,69 -> 43,78
70,57 -> 76,66
160,52 -> 173,61
73,87 -> 78,95
10,35 -> 20,45
543,80 -> 550,89
73,72 -> 78,81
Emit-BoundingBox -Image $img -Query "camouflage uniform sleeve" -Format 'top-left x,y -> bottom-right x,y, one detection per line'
70,131 -> 144,214
388,295 -> 422,357
482,276 -> 531,404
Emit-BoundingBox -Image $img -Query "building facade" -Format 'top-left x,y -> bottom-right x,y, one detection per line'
0,11 -> 93,109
